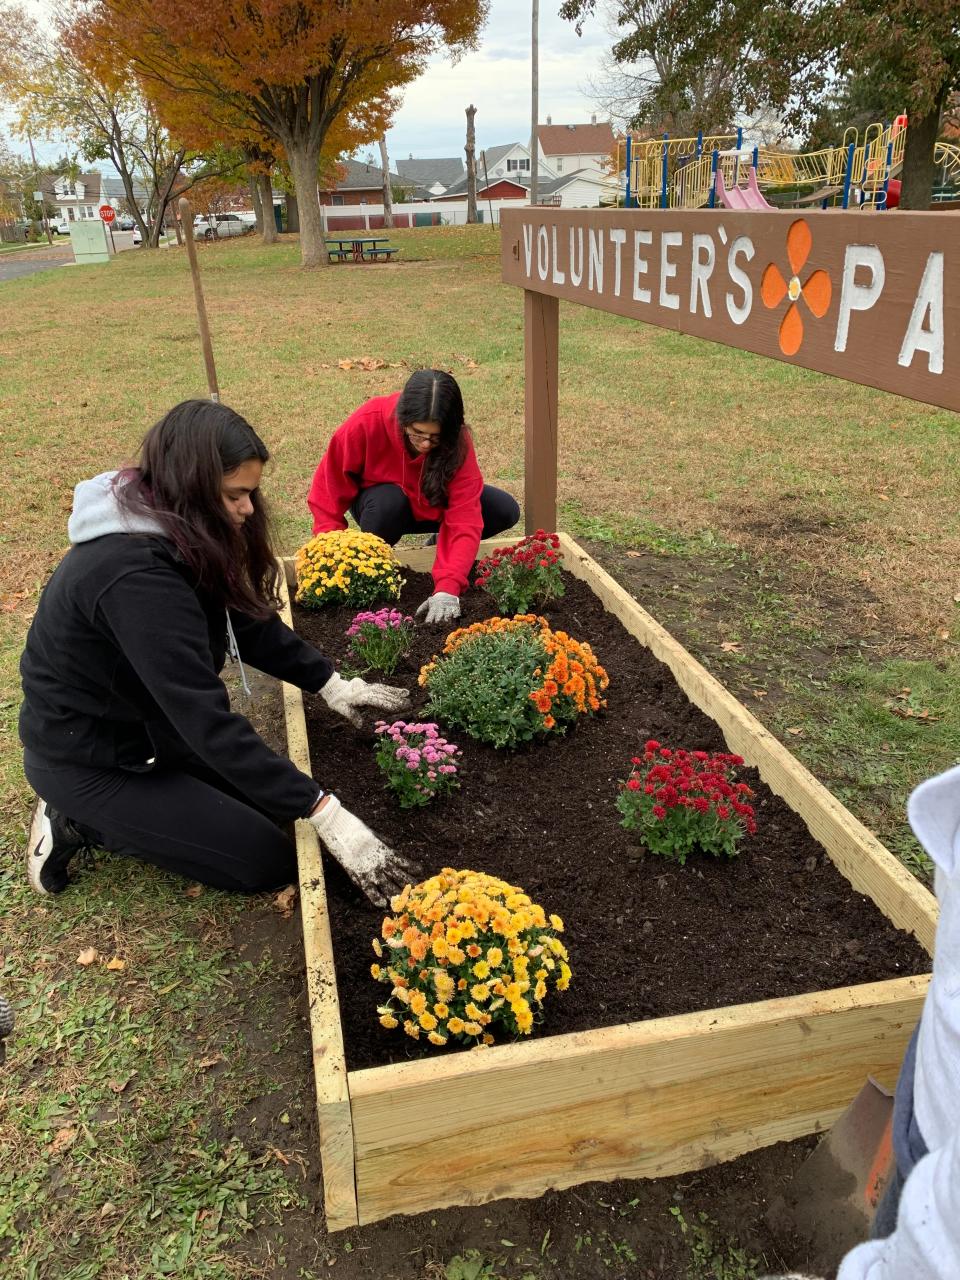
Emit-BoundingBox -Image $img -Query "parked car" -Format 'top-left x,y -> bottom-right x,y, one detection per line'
116,215 -> 135,231
193,213 -> 250,240
51,219 -> 71,236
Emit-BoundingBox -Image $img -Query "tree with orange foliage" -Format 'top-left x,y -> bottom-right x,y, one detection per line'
88,0 -> 489,266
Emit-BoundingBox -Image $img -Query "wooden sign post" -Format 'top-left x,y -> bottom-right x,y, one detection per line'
501,208 -> 960,532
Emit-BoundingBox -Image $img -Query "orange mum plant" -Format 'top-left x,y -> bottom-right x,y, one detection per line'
372,868 -> 571,1047
418,615 -> 608,748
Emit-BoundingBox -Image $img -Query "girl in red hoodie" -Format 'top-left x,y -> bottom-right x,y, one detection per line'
307,369 -> 519,624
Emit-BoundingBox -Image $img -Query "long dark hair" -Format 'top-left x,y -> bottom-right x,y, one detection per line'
395,369 -> 468,507
117,400 -> 281,618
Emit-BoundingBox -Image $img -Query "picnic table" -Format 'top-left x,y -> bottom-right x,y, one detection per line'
324,235 -> 399,263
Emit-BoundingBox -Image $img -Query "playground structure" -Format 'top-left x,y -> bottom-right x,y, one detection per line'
621,119 -> 960,211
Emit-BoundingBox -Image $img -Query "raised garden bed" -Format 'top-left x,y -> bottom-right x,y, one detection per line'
279,534 -> 937,1231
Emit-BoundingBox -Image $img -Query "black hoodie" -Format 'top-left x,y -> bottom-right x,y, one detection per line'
19,471 -> 331,821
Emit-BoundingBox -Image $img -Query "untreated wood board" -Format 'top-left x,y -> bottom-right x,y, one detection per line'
555,534 -> 939,953
349,976 -> 928,1224
279,568 -> 358,1231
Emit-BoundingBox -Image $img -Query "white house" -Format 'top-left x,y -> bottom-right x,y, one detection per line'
537,116 -> 616,179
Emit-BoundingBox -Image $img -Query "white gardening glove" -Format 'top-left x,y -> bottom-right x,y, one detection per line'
308,796 -> 418,909
318,672 -> 409,728
415,592 -> 460,625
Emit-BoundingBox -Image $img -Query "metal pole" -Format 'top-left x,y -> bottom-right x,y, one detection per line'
696,130 -> 703,159
530,0 -> 539,207
842,142 -> 855,209
178,197 -> 220,402
625,135 -> 632,207
735,125 -> 743,186
660,133 -> 669,208
881,136 -> 894,210
708,149 -> 719,208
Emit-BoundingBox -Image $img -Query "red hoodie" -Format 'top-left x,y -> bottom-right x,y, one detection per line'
307,393 -> 484,597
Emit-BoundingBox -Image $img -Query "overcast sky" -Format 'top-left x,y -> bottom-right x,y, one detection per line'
6,1 -> 614,169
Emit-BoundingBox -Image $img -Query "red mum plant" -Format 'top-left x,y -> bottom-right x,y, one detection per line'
617,740 -> 757,864
474,530 -> 564,616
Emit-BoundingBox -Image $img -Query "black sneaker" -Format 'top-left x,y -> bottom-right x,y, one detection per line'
27,799 -> 91,895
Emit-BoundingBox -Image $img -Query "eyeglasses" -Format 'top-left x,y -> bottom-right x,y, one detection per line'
405,427 -> 441,446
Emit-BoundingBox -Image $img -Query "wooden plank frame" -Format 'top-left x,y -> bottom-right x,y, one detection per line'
279,540 -> 936,1230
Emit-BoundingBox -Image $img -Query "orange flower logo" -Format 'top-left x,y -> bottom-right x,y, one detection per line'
761,220 -> 832,356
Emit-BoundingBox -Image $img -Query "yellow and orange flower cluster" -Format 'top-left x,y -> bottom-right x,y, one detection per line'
373,867 -> 571,1047
420,614 -> 608,734
295,530 -> 404,609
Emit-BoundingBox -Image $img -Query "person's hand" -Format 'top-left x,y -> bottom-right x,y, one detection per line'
318,672 -> 409,728
416,592 -> 460,625
308,796 -> 419,908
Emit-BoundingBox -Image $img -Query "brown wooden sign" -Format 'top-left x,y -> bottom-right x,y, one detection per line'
501,208 -> 959,411
500,207 -> 959,530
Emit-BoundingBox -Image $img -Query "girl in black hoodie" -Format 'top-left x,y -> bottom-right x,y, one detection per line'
20,400 -> 416,908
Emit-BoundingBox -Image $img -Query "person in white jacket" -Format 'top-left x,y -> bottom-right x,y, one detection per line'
764,762 -> 960,1280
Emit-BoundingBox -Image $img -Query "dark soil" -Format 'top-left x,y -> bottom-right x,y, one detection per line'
217,658 -> 840,1278
293,568 -> 930,1073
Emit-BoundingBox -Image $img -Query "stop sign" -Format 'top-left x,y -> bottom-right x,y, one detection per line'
99,205 -> 116,223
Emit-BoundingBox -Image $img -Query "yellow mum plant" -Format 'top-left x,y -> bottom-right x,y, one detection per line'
295,530 -> 404,609
372,867 -> 571,1048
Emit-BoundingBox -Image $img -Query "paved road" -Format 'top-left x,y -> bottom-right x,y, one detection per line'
0,244 -> 74,284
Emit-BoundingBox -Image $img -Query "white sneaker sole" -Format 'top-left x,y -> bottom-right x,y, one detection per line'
27,800 -> 53,895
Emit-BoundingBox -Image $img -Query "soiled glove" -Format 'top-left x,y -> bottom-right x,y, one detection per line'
318,672 -> 409,728
416,592 -> 460,625
308,796 -> 419,909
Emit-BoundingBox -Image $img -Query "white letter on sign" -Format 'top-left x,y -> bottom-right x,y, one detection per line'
633,229 -> 652,303
689,233 -> 715,318
834,245 -> 885,352
898,252 -> 944,376
523,224 -> 534,276
725,236 -> 754,325
551,226 -> 566,285
609,228 -> 626,297
569,226 -> 584,286
588,227 -> 604,293
659,231 -> 682,310
537,226 -> 549,282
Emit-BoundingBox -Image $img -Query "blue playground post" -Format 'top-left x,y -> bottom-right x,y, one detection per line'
752,145 -> 759,171
734,126 -> 743,186
660,133 -> 669,209
708,149 -> 719,208
625,134 -> 633,207
696,130 -> 703,159
842,141 -> 855,209
881,133 -> 894,210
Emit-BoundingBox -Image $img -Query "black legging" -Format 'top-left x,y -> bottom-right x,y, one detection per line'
350,483 -> 520,547
24,750 -> 296,893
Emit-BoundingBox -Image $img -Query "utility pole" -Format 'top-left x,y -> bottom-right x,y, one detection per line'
27,133 -> 52,245
530,0 -> 539,207
465,104 -> 478,224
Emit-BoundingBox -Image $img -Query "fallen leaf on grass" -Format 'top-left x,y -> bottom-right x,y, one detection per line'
785,726 -> 804,736
937,628 -> 950,641
273,885 -> 298,918
625,550 -> 643,559
105,956 -> 126,972
76,947 -> 98,967
337,356 -> 387,372
184,884 -> 204,898
270,1148 -> 291,1165
47,1126 -> 78,1155
107,1075 -> 134,1093
720,641 -> 742,653
197,1053 -> 226,1071
752,689 -> 768,699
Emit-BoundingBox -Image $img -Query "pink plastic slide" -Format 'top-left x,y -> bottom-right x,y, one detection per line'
715,164 -> 774,210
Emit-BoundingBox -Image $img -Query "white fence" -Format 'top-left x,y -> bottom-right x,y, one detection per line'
320,198 -> 521,230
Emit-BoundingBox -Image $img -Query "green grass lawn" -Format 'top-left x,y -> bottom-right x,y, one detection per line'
0,223 -> 958,1277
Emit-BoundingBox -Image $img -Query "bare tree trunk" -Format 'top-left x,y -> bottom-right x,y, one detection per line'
465,104 -> 478,223
250,175 -> 263,234
378,136 -> 395,228
258,172 -> 277,243
900,87 -> 948,210
284,139 -> 328,267
151,148 -> 185,249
